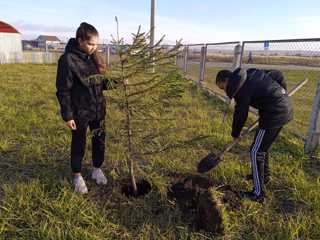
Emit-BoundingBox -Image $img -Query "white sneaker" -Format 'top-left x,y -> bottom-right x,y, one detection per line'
73,175 -> 88,194
91,168 -> 107,185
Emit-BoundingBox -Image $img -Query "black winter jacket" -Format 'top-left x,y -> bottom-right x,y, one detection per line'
227,68 -> 293,138
56,38 -> 116,123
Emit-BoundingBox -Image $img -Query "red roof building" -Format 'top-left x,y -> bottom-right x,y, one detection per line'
0,21 -> 20,34
0,21 -> 22,62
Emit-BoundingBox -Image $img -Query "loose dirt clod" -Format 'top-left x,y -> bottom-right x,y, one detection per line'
197,190 -> 224,234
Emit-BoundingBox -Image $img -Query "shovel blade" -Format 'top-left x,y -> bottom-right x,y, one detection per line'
197,152 -> 221,173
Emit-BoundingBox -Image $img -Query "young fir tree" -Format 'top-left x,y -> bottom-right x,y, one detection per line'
100,19 -> 203,196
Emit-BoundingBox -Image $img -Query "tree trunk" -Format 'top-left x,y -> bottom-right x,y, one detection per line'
121,62 -> 138,195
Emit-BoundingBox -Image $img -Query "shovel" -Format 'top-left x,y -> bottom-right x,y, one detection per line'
197,78 -> 308,174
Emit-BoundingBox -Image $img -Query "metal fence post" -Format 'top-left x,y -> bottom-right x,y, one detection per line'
183,45 -> 189,73
106,44 -> 111,68
239,42 -> 245,68
305,80 -> 320,153
232,44 -> 242,70
199,45 -> 207,84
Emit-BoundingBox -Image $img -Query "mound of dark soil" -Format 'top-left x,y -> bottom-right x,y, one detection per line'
121,179 -> 152,198
168,174 -> 242,235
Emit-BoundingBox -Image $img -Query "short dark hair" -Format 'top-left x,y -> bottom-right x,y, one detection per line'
216,70 -> 232,85
76,22 -> 99,41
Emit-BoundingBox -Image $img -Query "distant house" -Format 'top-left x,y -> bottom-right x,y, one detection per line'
36,35 -> 61,49
22,40 -> 38,50
0,21 -> 22,61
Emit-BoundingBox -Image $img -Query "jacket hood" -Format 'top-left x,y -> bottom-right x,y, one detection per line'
226,68 -> 247,99
65,38 -> 89,59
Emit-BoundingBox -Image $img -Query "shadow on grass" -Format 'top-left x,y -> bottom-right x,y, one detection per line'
0,145 -> 69,184
0,143 -> 216,238
270,184 -> 309,216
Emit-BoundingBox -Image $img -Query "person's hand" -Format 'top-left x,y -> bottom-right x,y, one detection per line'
92,51 -> 107,74
124,79 -> 129,85
67,120 -> 77,130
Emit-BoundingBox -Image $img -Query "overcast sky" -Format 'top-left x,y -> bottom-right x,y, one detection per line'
1,0 -> 320,44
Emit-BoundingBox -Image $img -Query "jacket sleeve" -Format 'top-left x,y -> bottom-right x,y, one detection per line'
266,70 -> 287,90
231,95 -> 250,138
56,57 -> 74,122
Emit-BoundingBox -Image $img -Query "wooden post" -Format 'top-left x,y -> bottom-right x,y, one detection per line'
199,45 -> 207,84
183,45 -> 189,73
232,44 -> 242,70
305,80 -> 320,153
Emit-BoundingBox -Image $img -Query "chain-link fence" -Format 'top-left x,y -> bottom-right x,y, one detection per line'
82,38 -> 320,150
203,42 -> 240,97
177,38 -> 320,146
0,51 -> 63,64
240,39 -> 320,140
183,44 -> 204,82
0,43 -> 112,64
3,37 -> 320,147
178,42 -> 239,100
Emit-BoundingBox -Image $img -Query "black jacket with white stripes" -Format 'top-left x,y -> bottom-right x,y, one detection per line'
226,68 -> 293,138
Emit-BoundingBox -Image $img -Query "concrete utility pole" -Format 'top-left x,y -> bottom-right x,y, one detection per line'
150,0 -> 155,48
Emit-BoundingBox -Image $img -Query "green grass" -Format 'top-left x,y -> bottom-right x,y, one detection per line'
0,64 -> 319,239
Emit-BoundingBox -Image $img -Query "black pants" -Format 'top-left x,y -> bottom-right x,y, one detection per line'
71,119 -> 105,173
249,127 -> 282,196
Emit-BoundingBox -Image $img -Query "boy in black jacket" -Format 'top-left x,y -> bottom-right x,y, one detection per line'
216,68 -> 293,202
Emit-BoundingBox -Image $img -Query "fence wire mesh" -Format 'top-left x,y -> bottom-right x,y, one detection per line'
177,39 -> 320,140
241,39 -> 320,139
0,51 -> 63,64
2,38 -> 319,141
185,44 -> 204,82
202,42 -> 240,97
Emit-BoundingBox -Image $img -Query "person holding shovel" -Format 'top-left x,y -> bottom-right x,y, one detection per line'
205,68 -> 293,203
56,22 -> 118,194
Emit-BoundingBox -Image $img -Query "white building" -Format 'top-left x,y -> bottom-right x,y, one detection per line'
36,35 -> 61,50
0,21 -> 22,63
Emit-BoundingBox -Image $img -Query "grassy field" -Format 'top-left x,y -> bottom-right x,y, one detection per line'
0,64 -> 319,239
